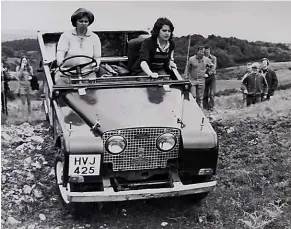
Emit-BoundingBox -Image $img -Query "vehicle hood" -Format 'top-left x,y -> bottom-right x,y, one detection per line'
64,86 -> 183,132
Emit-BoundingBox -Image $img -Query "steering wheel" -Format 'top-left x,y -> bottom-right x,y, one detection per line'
58,55 -> 97,77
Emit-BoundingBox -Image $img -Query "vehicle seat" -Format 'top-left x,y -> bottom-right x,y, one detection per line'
127,35 -> 149,74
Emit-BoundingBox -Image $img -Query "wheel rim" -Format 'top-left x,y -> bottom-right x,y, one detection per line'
56,160 -> 70,204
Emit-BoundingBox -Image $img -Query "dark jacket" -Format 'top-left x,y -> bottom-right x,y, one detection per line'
260,68 -> 278,96
1,69 -> 10,92
30,75 -> 39,90
242,72 -> 268,95
131,37 -> 175,75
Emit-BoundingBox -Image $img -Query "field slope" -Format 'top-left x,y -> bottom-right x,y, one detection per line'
1,89 -> 291,229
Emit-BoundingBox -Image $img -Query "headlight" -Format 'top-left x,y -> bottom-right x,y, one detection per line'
105,135 -> 127,155
156,133 -> 177,152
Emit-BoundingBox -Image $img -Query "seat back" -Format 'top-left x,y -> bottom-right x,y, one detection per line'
127,35 -> 149,73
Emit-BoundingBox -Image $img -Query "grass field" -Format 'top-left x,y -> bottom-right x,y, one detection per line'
5,61 -> 291,99
2,88 -> 291,229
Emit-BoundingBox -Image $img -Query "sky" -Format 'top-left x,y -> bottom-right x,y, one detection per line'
1,1 -> 291,43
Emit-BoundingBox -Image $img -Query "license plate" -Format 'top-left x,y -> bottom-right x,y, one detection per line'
69,155 -> 101,176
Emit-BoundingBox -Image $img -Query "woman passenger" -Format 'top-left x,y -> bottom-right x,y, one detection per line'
131,17 -> 177,78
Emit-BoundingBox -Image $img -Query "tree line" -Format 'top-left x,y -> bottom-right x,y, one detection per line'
2,35 -> 291,73
173,34 -> 291,72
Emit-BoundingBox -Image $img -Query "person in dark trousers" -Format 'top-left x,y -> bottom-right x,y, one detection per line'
2,60 -> 18,115
260,58 -> 278,101
203,46 -> 217,111
242,62 -> 268,106
130,17 -> 177,78
1,61 -> 10,115
240,63 -> 253,105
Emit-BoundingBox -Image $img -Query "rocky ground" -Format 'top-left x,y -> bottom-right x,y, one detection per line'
1,90 -> 291,229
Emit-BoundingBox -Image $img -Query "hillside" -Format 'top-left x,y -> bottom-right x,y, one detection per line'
2,34 -> 291,74
2,88 -> 291,229
173,35 -> 291,72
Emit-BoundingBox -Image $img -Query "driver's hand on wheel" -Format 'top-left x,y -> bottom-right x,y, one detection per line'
57,61 -> 64,67
92,66 -> 99,73
149,72 -> 159,78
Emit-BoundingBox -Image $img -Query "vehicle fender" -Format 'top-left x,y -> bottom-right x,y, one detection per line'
66,135 -> 103,154
180,94 -> 217,149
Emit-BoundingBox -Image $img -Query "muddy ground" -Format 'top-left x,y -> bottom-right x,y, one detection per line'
1,92 -> 291,229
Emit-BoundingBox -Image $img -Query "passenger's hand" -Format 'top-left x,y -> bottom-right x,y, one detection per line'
169,62 -> 177,69
204,74 -> 209,78
149,72 -> 159,78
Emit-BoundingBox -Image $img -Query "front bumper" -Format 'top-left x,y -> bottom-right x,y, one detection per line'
67,180 -> 217,202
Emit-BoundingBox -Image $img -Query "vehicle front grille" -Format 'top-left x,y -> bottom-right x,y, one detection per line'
102,128 -> 181,171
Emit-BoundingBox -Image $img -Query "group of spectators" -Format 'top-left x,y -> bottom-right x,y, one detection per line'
1,8 -> 280,118
240,58 -> 278,106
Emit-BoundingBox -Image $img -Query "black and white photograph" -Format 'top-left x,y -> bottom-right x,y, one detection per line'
1,1 -> 291,228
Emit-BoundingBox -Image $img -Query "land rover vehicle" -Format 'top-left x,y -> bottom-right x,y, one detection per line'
37,29 -> 219,215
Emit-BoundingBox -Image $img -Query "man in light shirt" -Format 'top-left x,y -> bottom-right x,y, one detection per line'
185,46 -> 214,108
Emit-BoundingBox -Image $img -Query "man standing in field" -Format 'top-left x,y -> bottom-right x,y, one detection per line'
185,46 -> 214,108
203,46 -> 217,111
240,63 -> 252,105
260,58 -> 278,101
242,62 -> 268,106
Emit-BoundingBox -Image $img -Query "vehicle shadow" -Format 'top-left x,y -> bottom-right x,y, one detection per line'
73,196 -> 204,226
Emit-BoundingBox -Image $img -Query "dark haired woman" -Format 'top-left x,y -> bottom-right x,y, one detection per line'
55,8 -> 101,84
131,17 -> 177,78
15,56 -> 33,115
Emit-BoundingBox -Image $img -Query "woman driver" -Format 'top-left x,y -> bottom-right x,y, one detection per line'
55,8 -> 102,84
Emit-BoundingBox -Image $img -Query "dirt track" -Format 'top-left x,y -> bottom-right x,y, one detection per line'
1,95 -> 291,229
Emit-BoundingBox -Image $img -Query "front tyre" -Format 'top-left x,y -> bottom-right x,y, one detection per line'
55,156 -> 94,218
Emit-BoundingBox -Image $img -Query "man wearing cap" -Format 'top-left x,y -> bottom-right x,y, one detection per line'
242,62 -> 268,106
185,46 -> 214,108
203,46 -> 217,111
260,58 -> 278,101
240,63 -> 252,105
